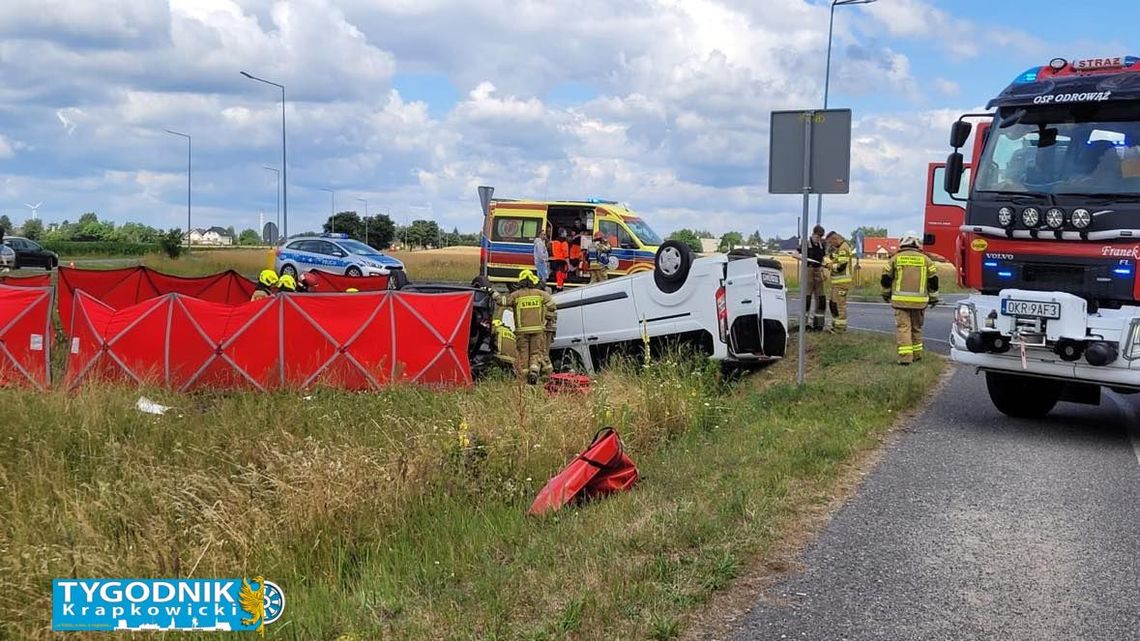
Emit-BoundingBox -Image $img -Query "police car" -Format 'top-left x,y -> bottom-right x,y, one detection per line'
274,233 -> 405,279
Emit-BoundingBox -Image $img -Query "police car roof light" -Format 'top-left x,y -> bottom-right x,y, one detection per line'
322,232 -> 349,239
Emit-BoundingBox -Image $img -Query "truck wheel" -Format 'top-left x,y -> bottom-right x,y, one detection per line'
985,372 -> 1061,418
654,240 -> 693,294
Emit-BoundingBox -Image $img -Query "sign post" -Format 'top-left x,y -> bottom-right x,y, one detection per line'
768,109 -> 851,385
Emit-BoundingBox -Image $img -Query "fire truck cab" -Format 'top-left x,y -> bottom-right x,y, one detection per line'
931,55 -> 1140,417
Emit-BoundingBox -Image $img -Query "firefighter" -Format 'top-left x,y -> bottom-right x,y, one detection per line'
881,231 -> 938,365
824,231 -> 854,333
588,231 -> 612,283
492,319 -> 516,370
251,269 -> 278,301
805,225 -> 827,330
277,274 -> 297,293
495,269 -> 557,384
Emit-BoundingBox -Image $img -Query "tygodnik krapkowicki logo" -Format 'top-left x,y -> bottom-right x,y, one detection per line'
52,577 -> 285,635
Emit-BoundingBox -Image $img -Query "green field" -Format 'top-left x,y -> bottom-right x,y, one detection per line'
0,334 -> 944,640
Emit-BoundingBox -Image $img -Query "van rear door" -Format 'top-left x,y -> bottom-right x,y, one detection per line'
724,257 -> 765,357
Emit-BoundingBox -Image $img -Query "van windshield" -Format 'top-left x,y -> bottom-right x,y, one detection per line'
624,217 -> 662,246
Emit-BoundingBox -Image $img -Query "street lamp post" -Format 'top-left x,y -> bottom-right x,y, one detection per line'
164,129 -> 192,253
356,197 -> 368,246
815,0 -> 878,227
263,166 -> 280,241
240,71 -> 288,239
321,188 -> 335,232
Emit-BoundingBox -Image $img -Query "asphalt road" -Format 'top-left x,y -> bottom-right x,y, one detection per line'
786,295 -> 960,355
732,305 -> 1140,640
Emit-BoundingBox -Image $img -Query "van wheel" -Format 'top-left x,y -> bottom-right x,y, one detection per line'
654,240 -> 693,294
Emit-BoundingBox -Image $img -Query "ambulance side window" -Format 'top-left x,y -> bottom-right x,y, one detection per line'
599,220 -> 635,249
493,217 -> 540,242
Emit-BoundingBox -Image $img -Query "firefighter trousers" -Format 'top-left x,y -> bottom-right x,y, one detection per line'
894,308 -> 925,364
806,267 -> 827,329
829,284 -> 849,332
515,332 -> 546,380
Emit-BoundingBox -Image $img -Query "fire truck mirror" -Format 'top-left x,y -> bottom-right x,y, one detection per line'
950,120 -> 973,149
944,152 -> 965,195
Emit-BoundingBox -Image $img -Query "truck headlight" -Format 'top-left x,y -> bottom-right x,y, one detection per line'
954,302 -> 977,338
1071,208 -> 1091,229
997,207 -> 1013,227
1021,207 -> 1040,227
1045,208 -> 1065,229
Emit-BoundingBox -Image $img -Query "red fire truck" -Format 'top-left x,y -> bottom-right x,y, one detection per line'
927,55 -> 1140,418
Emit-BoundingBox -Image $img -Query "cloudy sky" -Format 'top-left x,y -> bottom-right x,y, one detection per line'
0,0 -> 1132,240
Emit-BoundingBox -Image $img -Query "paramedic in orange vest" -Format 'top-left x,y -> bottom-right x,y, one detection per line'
495,269 -> 557,384
568,225 -> 584,281
550,230 -> 570,291
881,232 -> 938,365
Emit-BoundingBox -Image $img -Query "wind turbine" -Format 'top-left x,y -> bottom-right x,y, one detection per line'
24,202 -> 42,220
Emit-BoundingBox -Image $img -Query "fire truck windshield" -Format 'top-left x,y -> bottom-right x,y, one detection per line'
974,103 -> 1140,197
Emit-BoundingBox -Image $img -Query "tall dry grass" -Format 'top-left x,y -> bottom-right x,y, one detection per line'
0,355 -> 721,639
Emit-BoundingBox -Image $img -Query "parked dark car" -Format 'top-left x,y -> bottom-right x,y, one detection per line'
3,236 -> 58,270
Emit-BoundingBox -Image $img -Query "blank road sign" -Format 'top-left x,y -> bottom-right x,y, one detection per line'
768,109 -> 852,195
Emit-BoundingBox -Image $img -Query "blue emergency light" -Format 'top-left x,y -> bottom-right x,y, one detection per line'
1114,266 -> 1133,276
322,232 -> 349,239
997,270 -> 1014,278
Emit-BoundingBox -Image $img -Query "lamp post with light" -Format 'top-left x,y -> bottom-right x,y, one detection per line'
263,166 -> 280,241
164,129 -> 192,253
240,71 -> 288,239
816,0 -> 878,227
321,188 -> 335,232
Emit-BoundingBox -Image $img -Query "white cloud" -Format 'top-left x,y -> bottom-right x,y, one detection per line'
0,0 -> 1043,240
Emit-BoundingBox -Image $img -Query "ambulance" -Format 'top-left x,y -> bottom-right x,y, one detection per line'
479,197 -> 664,287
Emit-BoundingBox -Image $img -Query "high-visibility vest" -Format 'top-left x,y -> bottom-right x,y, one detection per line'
569,241 -> 582,261
829,241 -> 854,285
551,240 -> 569,260
514,294 -> 547,334
889,250 -> 932,309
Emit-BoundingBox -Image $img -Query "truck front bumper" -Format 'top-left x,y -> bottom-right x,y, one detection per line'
949,290 -> 1140,389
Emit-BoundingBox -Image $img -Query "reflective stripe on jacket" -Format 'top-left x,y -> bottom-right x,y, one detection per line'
828,241 -> 854,284
887,250 -> 935,309
503,287 -> 557,334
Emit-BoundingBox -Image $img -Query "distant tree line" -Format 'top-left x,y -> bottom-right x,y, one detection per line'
320,211 -> 480,249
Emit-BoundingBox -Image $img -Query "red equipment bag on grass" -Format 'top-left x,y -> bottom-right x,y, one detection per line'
528,427 -> 639,516
544,373 -> 591,395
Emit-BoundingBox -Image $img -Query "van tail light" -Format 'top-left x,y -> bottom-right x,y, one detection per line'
716,285 -> 728,343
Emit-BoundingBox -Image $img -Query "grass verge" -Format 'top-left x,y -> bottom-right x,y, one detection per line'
0,333 -> 943,640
